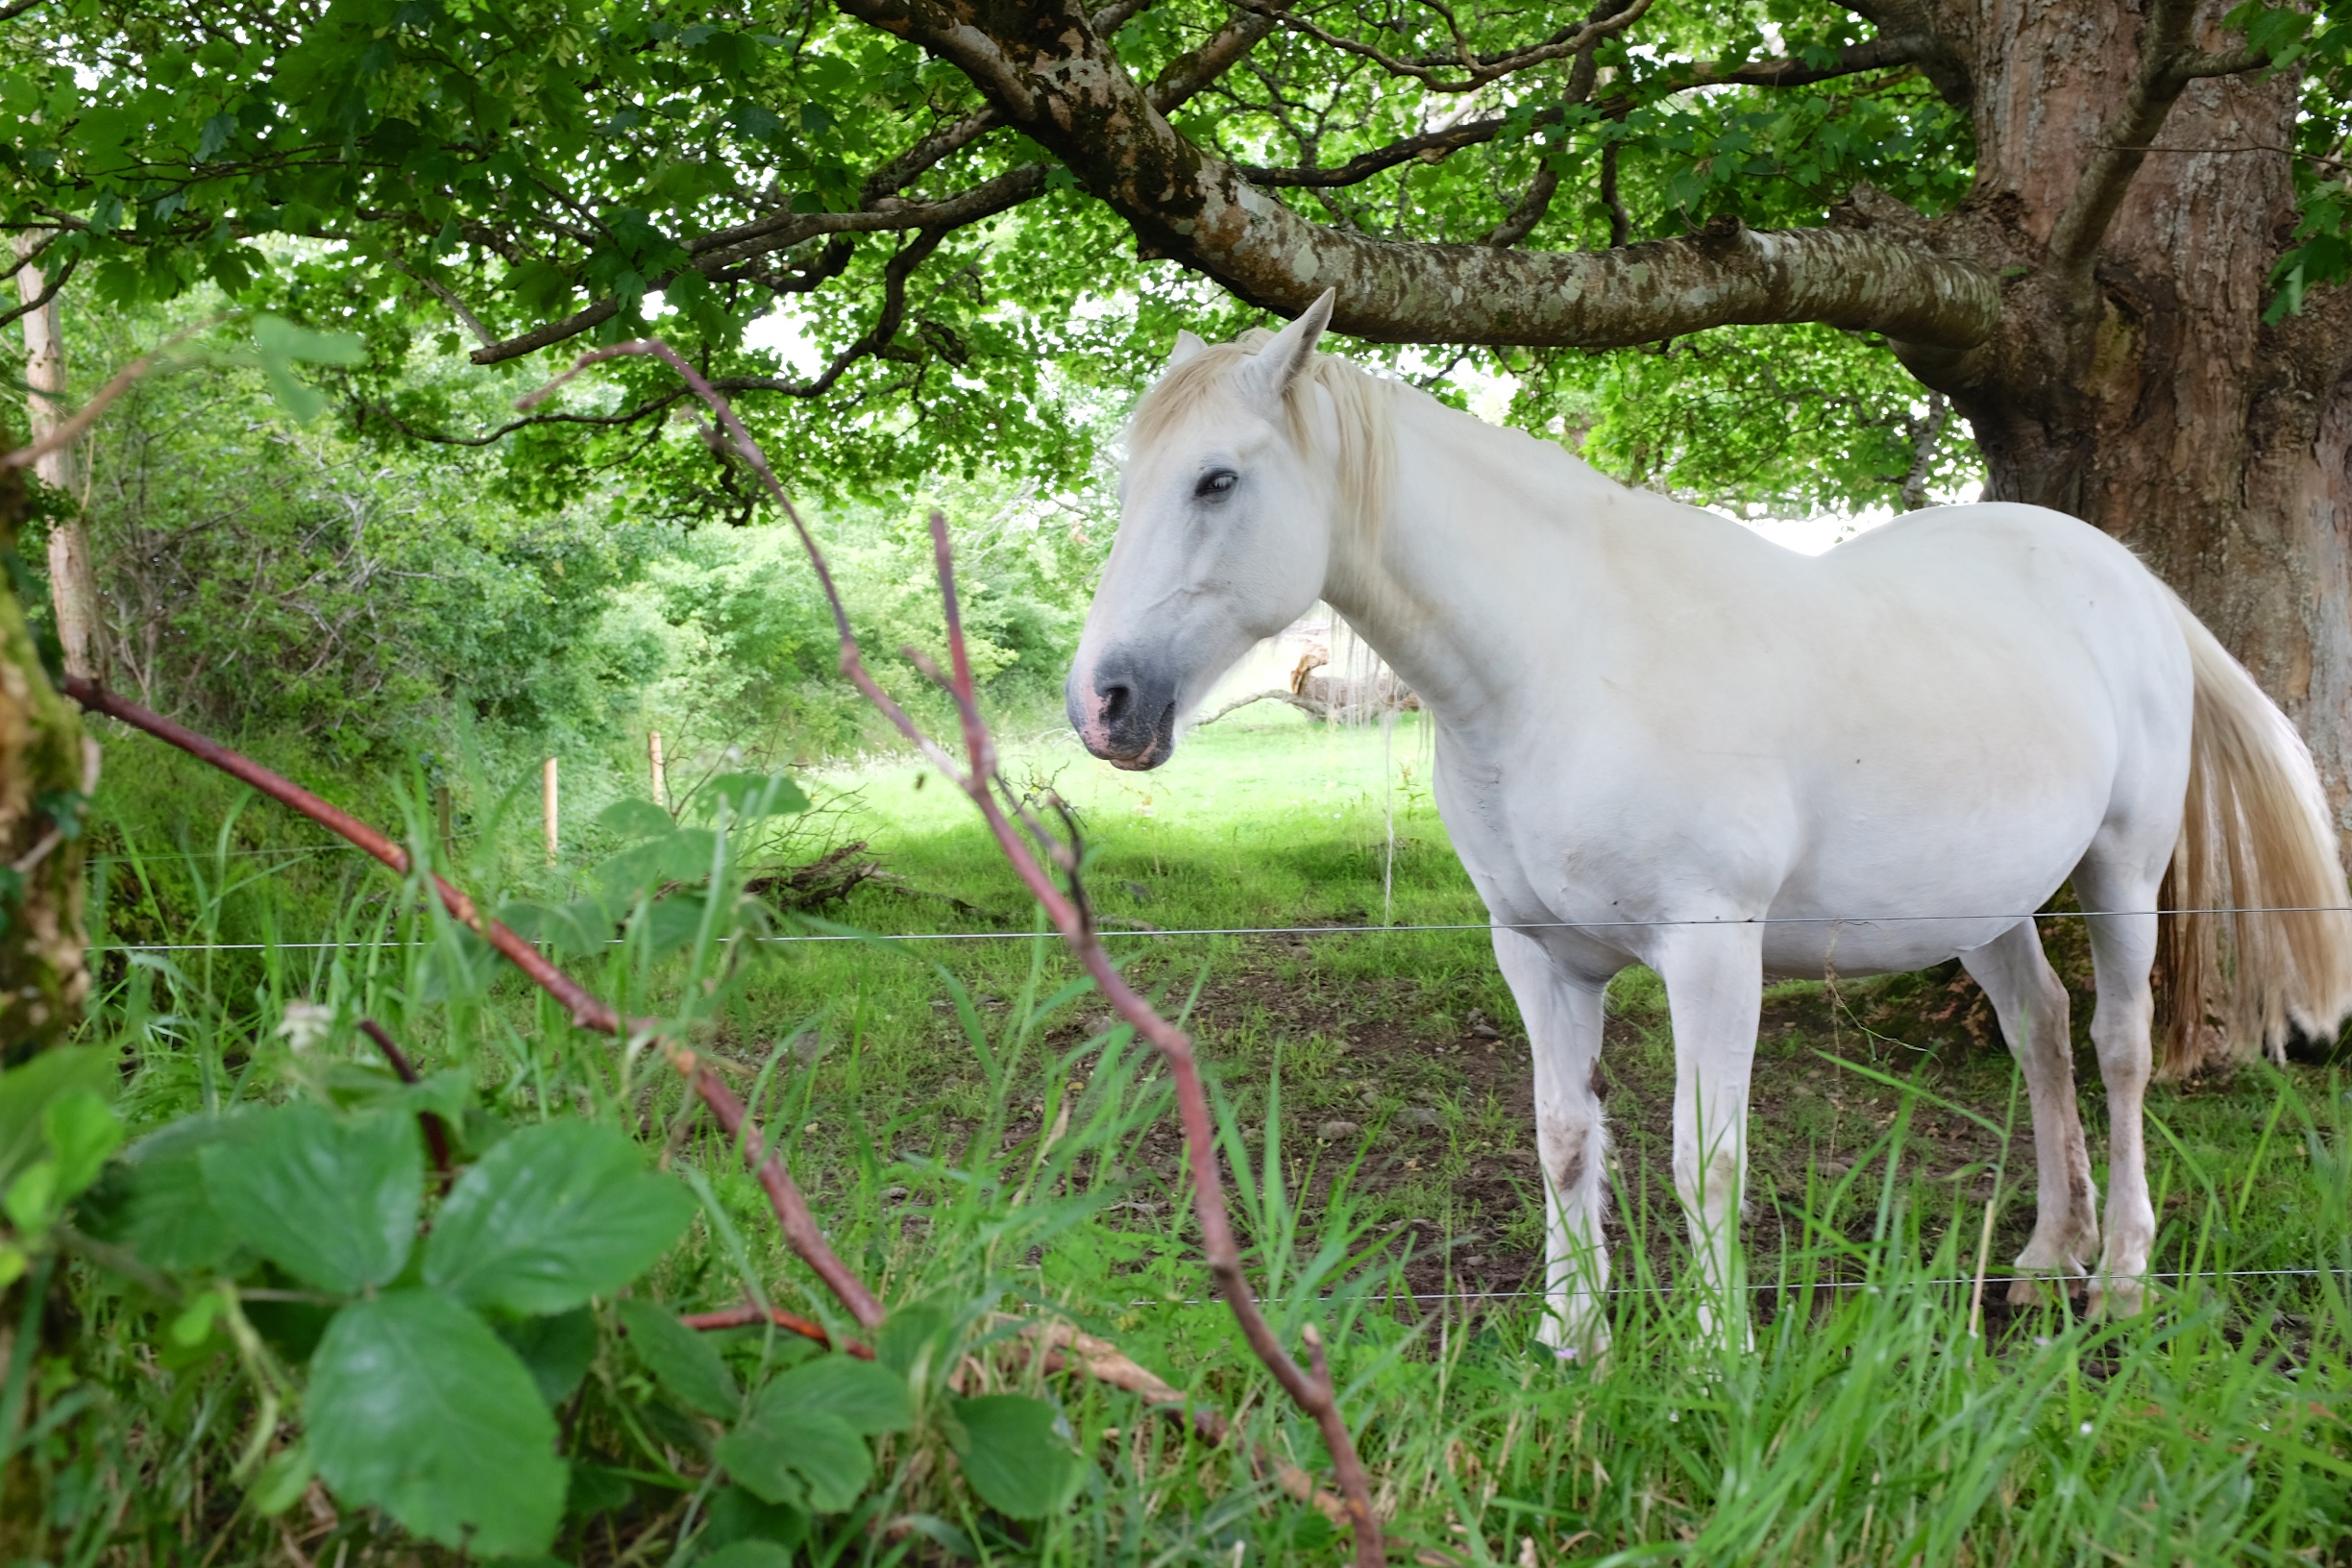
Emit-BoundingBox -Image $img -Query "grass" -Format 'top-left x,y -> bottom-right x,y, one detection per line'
31,704 -> 2352,1564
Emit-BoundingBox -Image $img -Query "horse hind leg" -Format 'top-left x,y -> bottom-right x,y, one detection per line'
2071,845 -> 2166,1316
1492,929 -> 1611,1364
1960,919 -> 2099,1304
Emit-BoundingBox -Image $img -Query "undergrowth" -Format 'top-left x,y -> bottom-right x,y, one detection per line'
6,722 -> 2349,1565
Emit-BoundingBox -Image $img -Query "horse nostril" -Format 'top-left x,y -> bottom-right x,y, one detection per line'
1101,683 -> 1132,724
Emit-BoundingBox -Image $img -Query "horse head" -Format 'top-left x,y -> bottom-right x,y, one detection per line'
1066,290 -> 1343,769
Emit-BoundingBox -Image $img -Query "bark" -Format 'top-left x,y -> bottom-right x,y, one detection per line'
0,428 -> 89,1064
828,0 -> 2001,349
11,246 -> 103,683
1885,0 -> 2352,828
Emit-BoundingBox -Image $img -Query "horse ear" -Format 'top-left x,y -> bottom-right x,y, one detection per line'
1241,289 -> 1335,405
1168,329 -> 1209,366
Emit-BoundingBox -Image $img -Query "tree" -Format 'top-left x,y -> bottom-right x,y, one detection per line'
0,430 -> 89,1061
5,0 -> 2349,810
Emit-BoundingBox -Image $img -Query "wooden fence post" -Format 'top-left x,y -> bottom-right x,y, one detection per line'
542,757 -> 558,863
649,729 -> 666,810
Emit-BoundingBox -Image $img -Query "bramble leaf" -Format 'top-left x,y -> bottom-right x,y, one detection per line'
307,1289 -> 565,1556
201,1105 -> 421,1293
498,1308 -> 598,1406
597,797 -> 676,839
716,1409 -> 864,1512
424,1122 -> 693,1315
616,1298 -> 740,1417
947,1393 -> 1084,1519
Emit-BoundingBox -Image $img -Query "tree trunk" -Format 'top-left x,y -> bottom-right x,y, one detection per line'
12,244 -> 104,684
0,430 -> 90,1064
1899,0 -> 2352,829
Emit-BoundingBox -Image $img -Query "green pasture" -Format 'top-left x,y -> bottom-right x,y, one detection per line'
31,707 -> 2352,1565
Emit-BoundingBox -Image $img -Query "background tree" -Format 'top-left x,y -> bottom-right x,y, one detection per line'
5,0 -> 2349,810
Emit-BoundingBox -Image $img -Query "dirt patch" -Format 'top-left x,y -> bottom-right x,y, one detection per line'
1025,934 -> 2095,1318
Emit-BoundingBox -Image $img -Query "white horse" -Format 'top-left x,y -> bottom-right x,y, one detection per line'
1066,291 -> 2352,1356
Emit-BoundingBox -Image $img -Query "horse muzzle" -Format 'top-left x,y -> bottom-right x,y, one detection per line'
1066,654 -> 1179,770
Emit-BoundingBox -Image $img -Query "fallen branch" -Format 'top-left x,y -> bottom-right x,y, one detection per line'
1195,688 -> 1333,726
60,675 -> 884,1332
676,1302 -> 872,1358
533,340 -> 1386,1566
1021,1319 -> 1352,1526
741,840 -> 880,908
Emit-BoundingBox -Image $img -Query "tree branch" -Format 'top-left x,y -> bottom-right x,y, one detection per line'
840,0 -> 1999,350
1239,112 -> 1531,187
1152,0 -> 1296,104
469,168 -> 1044,365
1484,166 -> 1559,247
354,389 -> 694,448
2046,0 -> 2250,283
393,262 -> 495,348
1599,139 -> 1632,247
1237,38 -> 1938,191
1233,0 -> 1654,92
1701,33 -> 1935,87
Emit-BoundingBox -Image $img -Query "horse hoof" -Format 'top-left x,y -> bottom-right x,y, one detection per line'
2089,1277 -> 2147,1318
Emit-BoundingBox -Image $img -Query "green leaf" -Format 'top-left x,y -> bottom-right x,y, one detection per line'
715,1409 -> 865,1512
85,1115 -> 251,1271
700,1485 -> 808,1554
597,797 -> 676,839
700,773 -> 807,821
201,1105 -> 421,1293
0,1046 -> 115,1191
253,313 -> 365,365
712,1353 -> 913,1512
44,1091 -> 121,1197
764,1354 -> 914,1434
616,1298 -> 740,1417
4,1163 -> 58,1232
250,1442 -> 315,1517
424,1122 -> 693,1315
250,314 -> 360,423
947,1394 -> 1083,1519
497,1309 -> 597,1406
307,1290 -> 565,1556
565,1462 -> 634,1519
696,1543 -> 794,1568
596,829 -> 719,896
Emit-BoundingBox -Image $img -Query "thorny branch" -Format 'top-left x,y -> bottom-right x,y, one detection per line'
527,339 -> 1387,1567
58,675 -> 887,1331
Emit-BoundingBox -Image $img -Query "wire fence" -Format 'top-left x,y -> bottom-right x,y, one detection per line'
94,903 -> 2352,954
1131,1264 -> 2352,1312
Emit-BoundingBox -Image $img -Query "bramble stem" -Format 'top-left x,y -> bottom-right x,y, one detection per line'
60,675 -> 884,1332
546,340 -> 1386,1565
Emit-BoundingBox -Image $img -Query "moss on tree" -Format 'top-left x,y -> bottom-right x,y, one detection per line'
0,435 -> 88,1063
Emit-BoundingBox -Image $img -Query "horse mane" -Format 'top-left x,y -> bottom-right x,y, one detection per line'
1127,330 -> 1397,547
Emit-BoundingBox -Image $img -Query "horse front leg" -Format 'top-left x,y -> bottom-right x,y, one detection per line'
1654,924 -> 1765,1348
1492,929 -> 1611,1364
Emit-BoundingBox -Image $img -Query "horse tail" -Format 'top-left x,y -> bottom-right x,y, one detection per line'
2153,593 -> 2352,1077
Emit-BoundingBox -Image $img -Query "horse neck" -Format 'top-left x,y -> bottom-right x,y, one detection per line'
1318,388 -> 1616,730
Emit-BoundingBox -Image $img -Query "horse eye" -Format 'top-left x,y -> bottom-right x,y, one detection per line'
1194,469 -> 1238,499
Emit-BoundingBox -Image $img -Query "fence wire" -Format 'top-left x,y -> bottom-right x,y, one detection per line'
1130,1264 -> 2352,1313
96,903 -> 2352,954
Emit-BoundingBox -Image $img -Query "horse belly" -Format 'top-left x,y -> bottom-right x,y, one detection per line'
1759,691 -> 2116,975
